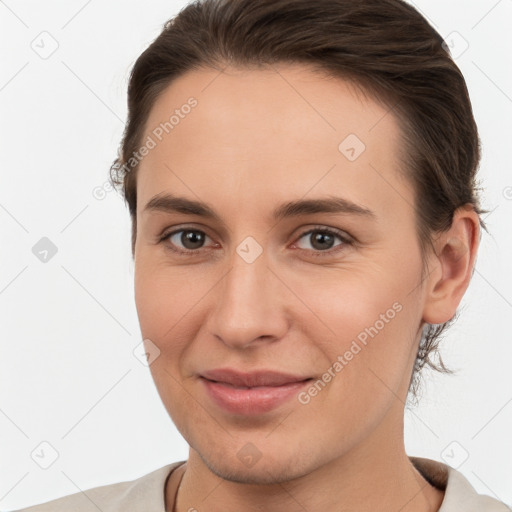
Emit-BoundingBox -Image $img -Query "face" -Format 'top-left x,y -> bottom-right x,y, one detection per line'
134,64 -> 429,483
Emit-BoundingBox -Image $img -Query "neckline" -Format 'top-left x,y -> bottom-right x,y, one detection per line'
163,457 -> 449,511
164,461 -> 187,512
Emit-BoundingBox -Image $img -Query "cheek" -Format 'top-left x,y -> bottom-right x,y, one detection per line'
134,268 -> 164,341
134,263 -> 201,426
134,259 -> 201,338
134,260 -> 216,390
293,282 -> 420,445
296,263 -> 422,391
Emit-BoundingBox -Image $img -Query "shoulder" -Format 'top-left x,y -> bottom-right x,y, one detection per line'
11,461 -> 184,512
441,464 -> 510,512
410,456 -> 510,512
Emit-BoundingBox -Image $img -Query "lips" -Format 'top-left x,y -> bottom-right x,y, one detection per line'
199,368 -> 313,415
200,368 -> 311,387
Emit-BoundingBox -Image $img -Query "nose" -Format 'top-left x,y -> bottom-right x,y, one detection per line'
207,247 -> 289,350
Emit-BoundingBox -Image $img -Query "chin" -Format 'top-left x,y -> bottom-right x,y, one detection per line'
194,440 -> 320,486
203,456 -> 303,485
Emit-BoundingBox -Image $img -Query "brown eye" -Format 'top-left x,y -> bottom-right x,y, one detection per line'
161,229 -> 213,254
294,227 -> 353,257
307,231 -> 337,250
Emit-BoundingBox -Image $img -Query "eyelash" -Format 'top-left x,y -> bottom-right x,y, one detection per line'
159,225 -> 353,258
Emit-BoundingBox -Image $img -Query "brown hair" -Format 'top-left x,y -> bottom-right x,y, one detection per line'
109,0 -> 487,401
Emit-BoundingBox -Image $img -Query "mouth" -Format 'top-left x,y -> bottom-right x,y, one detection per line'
200,368 -> 313,387
199,373 -> 314,415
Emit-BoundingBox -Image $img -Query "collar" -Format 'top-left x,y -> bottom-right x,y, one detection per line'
137,457 -> 507,512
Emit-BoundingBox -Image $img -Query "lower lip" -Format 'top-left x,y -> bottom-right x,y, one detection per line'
201,377 -> 311,415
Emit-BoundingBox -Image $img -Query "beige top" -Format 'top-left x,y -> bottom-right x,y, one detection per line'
13,457 -> 510,511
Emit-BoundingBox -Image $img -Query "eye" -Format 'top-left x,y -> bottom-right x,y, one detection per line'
159,225 -> 353,258
292,227 -> 353,257
160,228 -> 216,255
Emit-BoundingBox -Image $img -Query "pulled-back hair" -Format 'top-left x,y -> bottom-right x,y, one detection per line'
109,0 -> 486,401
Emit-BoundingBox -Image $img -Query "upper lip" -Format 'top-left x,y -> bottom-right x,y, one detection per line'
200,368 -> 312,387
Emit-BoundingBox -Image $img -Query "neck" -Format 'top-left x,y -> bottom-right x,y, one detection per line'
169,413 -> 444,512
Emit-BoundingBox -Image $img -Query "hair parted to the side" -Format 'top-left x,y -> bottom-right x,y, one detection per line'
109,0 -> 487,402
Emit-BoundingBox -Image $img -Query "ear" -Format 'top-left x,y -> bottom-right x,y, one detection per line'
422,205 -> 481,325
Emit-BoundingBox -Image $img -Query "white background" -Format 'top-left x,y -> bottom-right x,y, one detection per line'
1,0 -> 511,509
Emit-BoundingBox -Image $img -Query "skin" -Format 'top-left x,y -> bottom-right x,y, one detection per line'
133,63 -> 480,512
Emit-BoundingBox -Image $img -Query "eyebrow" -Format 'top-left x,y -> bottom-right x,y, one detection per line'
142,193 -> 376,222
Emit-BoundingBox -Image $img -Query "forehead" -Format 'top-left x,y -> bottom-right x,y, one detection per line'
136,63 -> 412,225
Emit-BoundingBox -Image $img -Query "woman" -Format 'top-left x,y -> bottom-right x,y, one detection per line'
14,0 -> 509,510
